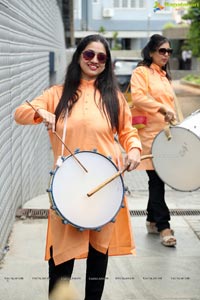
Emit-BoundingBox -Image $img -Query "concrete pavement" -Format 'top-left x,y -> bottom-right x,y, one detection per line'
172,80 -> 200,118
0,183 -> 200,300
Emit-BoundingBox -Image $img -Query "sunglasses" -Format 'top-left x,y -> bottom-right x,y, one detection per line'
158,48 -> 173,56
82,50 -> 107,64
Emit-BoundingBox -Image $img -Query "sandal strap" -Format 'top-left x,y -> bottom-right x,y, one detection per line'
161,235 -> 176,242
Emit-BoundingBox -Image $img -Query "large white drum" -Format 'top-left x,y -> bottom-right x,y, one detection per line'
48,151 -> 125,231
152,110 -> 200,191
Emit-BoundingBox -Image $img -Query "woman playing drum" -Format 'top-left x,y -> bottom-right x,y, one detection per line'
15,34 -> 141,300
130,34 -> 177,247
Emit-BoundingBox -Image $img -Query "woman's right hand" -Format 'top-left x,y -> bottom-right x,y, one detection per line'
36,108 -> 56,132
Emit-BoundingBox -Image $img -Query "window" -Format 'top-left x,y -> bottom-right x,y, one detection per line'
130,0 -> 136,7
113,0 -> 145,8
138,0 -> 144,8
113,0 -> 120,7
122,0 -> 128,8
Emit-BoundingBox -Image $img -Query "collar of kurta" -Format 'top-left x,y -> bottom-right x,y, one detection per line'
80,79 -> 96,87
150,63 -> 166,77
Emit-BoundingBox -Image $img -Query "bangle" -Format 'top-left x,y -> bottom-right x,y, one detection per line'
129,147 -> 141,153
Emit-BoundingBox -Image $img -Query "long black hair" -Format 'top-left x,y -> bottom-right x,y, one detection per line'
138,34 -> 172,80
55,34 -> 120,131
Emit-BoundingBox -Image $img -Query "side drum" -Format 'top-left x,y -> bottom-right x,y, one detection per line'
152,110 -> 200,191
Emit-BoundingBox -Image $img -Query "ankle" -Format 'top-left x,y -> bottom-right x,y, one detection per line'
160,228 -> 173,236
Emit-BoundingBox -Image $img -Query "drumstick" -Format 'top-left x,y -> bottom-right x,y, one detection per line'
26,101 -> 88,173
164,120 -> 178,141
87,154 -> 153,197
53,131 -> 88,172
164,124 -> 172,141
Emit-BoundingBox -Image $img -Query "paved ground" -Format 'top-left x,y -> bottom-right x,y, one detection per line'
0,189 -> 200,300
172,80 -> 200,118
0,80 -> 199,300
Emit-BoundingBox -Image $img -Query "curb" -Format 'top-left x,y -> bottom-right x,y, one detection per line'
180,79 -> 200,89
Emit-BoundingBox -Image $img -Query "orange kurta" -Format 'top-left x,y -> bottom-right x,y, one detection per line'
15,79 -> 142,265
130,63 -> 175,170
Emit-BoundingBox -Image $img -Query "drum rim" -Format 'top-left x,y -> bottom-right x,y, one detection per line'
151,127 -> 200,192
152,126 -> 200,145
49,150 -> 126,230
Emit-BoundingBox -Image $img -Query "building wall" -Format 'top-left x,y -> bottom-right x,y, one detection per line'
74,0 -> 175,47
0,0 -> 66,259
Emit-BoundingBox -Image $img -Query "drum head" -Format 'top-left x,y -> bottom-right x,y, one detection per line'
50,151 -> 125,230
152,127 -> 200,191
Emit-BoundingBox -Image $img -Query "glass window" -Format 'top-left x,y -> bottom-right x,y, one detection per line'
139,0 -> 144,8
113,0 -> 145,8
130,0 -> 136,7
122,0 -> 128,7
113,0 -> 120,7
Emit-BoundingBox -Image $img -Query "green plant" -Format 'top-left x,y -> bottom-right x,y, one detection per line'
98,26 -> 106,34
163,22 -> 189,30
163,22 -> 175,29
182,0 -> 200,57
183,74 -> 200,85
111,31 -> 122,50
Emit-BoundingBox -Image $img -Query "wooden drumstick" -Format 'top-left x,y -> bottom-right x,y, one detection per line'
164,120 -> 178,141
87,154 -> 153,197
164,123 -> 172,141
26,101 -> 88,173
53,131 -> 88,173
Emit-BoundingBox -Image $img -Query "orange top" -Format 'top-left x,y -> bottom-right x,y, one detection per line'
130,64 -> 175,170
15,79 -> 142,265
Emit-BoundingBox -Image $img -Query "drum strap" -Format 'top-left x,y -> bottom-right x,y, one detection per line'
173,91 -> 184,123
164,89 -> 184,140
57,107 -> 124,173
61,110 -> 68,156
56,111 -> 68,166
113,135 -> 122,171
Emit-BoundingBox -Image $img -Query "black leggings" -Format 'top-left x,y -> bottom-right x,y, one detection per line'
146,170 -> 171,232
48,244 -> 108,300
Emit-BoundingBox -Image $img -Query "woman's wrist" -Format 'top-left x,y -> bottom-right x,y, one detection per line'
34,108 -> 43,121
129,147 -> 141,153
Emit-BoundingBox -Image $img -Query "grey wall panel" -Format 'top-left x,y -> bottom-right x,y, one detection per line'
0,0 -> 66,259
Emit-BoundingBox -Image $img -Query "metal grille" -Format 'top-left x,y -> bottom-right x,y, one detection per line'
15,208 -> 200,219
0,0 -> 67,259
16,208 -> 49,219
130,209 -> 200,217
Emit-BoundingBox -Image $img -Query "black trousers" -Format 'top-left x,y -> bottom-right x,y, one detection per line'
146,170 -> 170,232
48,244 -> 108,300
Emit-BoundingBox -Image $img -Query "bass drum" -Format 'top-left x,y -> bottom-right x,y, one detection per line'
152,110 -> 200,191
48,151 -> 125,231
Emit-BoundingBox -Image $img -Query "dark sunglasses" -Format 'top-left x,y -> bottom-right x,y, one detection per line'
158,48 -> 173,55
82,50 -> 107,64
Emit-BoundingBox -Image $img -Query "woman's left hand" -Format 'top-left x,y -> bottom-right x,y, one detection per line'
124,148 -> 141,171
164,110 -> 177,124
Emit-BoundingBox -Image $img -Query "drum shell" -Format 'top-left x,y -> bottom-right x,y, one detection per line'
152,110 -> 200,192
177,110 -> 200,138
